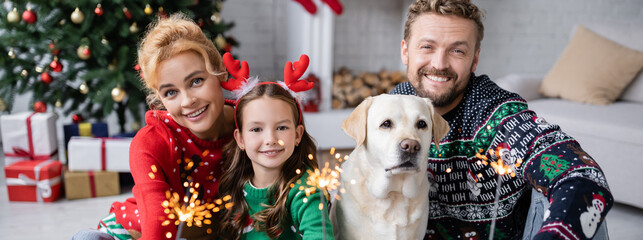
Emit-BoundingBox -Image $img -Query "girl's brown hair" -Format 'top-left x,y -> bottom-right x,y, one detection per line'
137,13 -> 226,109
218,83 -> 318,239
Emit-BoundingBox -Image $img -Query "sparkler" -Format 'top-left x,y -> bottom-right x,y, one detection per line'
298,147 -> 345,240
161,180 -> 233,239
476,147 -> 522,240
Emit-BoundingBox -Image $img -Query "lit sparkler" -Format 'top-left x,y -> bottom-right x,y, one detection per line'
476,146 -> 522,240
161,180 -> 233,239
297,148 -> 346,240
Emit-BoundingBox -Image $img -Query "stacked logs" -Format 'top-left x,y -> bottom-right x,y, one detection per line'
332,67 -> 408,109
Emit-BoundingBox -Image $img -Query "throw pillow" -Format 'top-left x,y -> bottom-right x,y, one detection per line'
540,25 -> 643,105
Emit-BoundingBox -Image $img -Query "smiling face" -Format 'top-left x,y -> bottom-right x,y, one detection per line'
156,51 -> 225,140
401,13 -> 480,114
234,96 -> 304,182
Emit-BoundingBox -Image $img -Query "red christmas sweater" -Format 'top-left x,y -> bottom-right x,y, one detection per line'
108,110 -> 232,239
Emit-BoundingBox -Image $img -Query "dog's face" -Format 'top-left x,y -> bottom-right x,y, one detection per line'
342,94 -> 450,176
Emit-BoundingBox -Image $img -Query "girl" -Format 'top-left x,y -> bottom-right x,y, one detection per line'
217,56 -> 334,239
72,13 -> 234,240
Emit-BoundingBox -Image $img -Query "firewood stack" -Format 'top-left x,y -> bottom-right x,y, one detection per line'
332,67 -> 408,109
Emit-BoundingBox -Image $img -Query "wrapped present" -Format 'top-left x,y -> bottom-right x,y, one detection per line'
0,112 -> 58,166
68,137 -> 132,172
64,170 -> 120,199
5,159 -> 63,202
63,122 -> 108,148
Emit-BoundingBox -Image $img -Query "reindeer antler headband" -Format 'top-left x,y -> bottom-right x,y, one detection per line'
222,52 -> 314,129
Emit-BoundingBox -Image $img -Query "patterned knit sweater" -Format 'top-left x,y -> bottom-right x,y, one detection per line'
108,110 -> 233,239
391,75 -> 612,240
240,170 -> 335,240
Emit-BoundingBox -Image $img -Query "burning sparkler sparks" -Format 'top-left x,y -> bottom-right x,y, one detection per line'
295,148 -> 347,240
161,181 -> 233,239
477,146 -> 522,240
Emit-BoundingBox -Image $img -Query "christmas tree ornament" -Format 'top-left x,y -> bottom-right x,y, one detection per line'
131,121 -> 141,131
129,22 -> 139,34
158,7 -> 167,18
33,101 -> 47,113
94,4 -> 103,16
123,7 -> 132,19
111,85 -> 126,102
101,36 -> 109,45
77,45 -> 91,60
41,72 -> 52,84
211,12 -> 221,24
144,4 -> 153,15
134,64 -> 144,79
50,57 -> 63,72
79,81 -> 89,94
22,8 -> 37,24
72,114 -> 83,123
197,18 -> 204,27
216,1 -> 223,11
49,42 -> 61,55
8,48 -> 15,59
71,8 -> 85,24
21,69 -> 29,77
0,98 -> 6,112
35,66 -> 43,73
55,99 -> 62,108
7,8 -> 20,23
59,19 -> 66,25
108,62 -> 117,71
214,35 -> 226,50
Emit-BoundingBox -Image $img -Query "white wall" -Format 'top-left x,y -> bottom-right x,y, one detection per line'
476,0 -> 643,79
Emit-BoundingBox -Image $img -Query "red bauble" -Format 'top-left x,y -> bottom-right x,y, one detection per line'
41,72 -> 53,84
123,7 -> 132,19
22,9 -> 37,24
72,114 -> 83,123
49,43 -> 60,55
225,43 -> 232,53
83,48 -> 91,56
33,101 -> 47,113
50,60 -> 63,72
94,5 -> 104,16
134,64 -> 141,71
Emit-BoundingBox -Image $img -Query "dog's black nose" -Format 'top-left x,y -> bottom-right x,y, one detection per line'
400,139 -> 420,153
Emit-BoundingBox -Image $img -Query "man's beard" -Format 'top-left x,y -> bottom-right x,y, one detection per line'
412,67 -> 464,107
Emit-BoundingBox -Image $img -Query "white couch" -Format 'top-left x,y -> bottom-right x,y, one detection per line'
495,21 -> 643,209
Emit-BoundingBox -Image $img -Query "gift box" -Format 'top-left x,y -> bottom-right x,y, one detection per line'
1,112 -> 58,166
64,170 -> 120,200
67,137 -> 132,172
5,160 -> 63,202
63,122 -> 108,149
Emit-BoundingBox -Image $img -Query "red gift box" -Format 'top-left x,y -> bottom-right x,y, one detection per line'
5,160 -> 63,202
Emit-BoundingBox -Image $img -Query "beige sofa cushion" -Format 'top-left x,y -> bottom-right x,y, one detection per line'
540,25 -> 643,105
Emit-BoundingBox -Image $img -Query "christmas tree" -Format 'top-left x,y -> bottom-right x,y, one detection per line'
0,0 -> 237,132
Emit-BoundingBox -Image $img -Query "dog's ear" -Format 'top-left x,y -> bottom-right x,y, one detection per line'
424,98 -> 450,151
342,96 -> 374,147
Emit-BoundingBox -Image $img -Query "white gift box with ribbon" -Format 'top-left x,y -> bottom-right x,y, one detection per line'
0,112 -> 58,166
67,136 -> 132,172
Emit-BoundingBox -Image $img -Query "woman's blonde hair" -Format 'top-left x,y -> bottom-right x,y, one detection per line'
218,84 -> 318,239
137,13 -> 226,109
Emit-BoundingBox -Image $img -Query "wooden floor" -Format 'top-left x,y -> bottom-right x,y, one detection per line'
1,149 -> 643,239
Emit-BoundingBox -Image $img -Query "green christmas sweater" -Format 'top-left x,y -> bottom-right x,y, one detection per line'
391,75 -> 613,240
240,170 -> 334,240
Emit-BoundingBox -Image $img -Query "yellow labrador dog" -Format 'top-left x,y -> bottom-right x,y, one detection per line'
331,94 -> 449,240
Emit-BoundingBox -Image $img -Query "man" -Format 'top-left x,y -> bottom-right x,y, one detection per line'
391,0 -> 612,239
